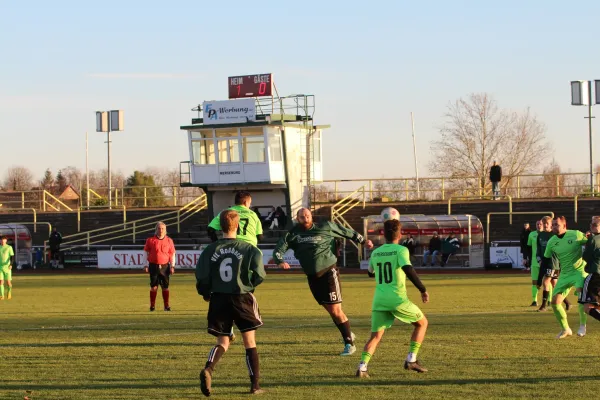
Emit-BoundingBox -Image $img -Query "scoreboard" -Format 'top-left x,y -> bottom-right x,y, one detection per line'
228,73 -> 273,99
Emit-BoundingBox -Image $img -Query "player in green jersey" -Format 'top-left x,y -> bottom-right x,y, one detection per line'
544,216 -> 588,338
527,220 -> 542,306
196,210 -> 267,396
355,219 -> 429,378
536,216 -> 571,312
273,208 -> 373,356
578,216 -> 600,327
207,191 -> 263,247
0,236 -> 15,300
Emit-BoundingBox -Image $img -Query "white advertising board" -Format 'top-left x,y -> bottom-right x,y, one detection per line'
96,248 -> 301,269
202,99 -> 255,125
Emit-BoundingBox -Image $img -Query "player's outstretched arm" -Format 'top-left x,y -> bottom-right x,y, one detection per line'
401,265 -> 427,294
273,233 -> 291,269
328,222 -> 373,249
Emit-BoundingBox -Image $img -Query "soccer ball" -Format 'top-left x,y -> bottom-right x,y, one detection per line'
380,207 -> 400,221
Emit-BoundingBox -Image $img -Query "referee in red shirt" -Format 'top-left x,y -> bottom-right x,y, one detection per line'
143,221 -> 176,311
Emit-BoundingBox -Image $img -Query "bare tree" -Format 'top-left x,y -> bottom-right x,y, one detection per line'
61,166 -> 83,191
3,166 -> 34,191
430,93 -> 552,193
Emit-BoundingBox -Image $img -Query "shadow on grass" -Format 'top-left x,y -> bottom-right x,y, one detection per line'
3,375 -> 598,391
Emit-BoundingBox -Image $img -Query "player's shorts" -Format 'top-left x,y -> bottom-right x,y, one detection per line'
307,266 -> 342,305
554,270 -> 588,298
0,268 -> 11,281
371,300 -> 424,332
578,273 -> 600,305
149,263 -> 171,289
207,292 -> 262,336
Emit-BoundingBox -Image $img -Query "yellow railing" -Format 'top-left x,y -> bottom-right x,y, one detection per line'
313,172 -> 600,203
330,186 -> 365,261
0,208 -> 38,232
448,195 -> 513,223
59,194 -> 207,250
486,211 -> 554,244
42,190 -> 73,211
573,193 -> 600,223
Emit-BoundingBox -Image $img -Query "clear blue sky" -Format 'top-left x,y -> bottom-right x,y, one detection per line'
1,0 -> 599,182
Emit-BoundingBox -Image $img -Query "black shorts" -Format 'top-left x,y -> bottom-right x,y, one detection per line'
149,263 -> 171,289
307,266 -> 342,305
538,266 -> 559,285
207,292 -> 263,336
579,273 -> 600,305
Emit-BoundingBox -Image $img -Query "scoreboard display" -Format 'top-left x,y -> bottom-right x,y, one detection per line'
228,73 -> 273,99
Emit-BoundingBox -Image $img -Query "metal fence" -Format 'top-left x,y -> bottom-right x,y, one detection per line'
312,172 -> 600,203
0,186 -> 205,211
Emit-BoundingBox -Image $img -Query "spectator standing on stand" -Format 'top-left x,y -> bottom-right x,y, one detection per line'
489,161 -> 502,200
49,227 -> 63,269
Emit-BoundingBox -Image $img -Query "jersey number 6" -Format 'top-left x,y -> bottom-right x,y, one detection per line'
220,258 -> 233,282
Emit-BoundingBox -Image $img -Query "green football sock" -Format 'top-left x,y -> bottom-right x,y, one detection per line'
548,287 -> 553,306
0,284 -> 4,297
6,286 -> 10,296
532,286 -> 539,302
552,303 -> 569,330
579,303 -> 588,326
409,341 -> 421,356
360,352 -> 372,365
406,341 -> 421,362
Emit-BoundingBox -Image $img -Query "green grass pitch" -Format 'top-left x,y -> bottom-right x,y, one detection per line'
0,272 -> 597,399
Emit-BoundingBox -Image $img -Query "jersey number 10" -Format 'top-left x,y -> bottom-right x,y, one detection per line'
377,262 -> 393,284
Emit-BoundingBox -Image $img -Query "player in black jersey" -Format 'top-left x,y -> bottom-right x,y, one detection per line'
196,209 -> 267,396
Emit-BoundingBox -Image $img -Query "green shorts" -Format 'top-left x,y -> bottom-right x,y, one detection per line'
371,300 -> 424,332
530,263 -> 540,281
554,270 -> 588,298
0,269 -> 12,281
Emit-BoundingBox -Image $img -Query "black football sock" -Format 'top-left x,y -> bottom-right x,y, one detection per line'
205,345 -> 226,372
589,309 -> 600,322
541,290 -> 549,307
245,347 -> 260,388
336,320 -> 354,345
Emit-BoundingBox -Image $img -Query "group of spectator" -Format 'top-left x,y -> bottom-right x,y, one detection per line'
253,206 -> 287,230
386,231 -> 461,267
419,232 -> 461,267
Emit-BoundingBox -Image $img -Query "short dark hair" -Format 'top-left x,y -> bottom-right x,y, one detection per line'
234,191 -> 251,205
220,209 -> 240,234
555,216 -> 567,227
384,219 -> 401,242
0,236 -> 7,241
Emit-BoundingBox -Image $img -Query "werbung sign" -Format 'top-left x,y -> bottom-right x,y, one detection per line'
96,249 -> 300,269
202,99 -> 256,125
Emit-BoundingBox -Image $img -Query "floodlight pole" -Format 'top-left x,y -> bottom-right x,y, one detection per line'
587,80 -> 594,193
410,112 -> 420,199
107,112 -> 112,209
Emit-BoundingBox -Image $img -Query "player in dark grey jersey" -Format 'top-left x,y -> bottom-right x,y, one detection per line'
196,209 -> 266,397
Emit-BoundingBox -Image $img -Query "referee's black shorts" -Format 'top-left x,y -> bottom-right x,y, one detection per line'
149,263 -> 171,289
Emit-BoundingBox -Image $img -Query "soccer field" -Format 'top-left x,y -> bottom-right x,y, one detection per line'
0,272 -> 597,400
